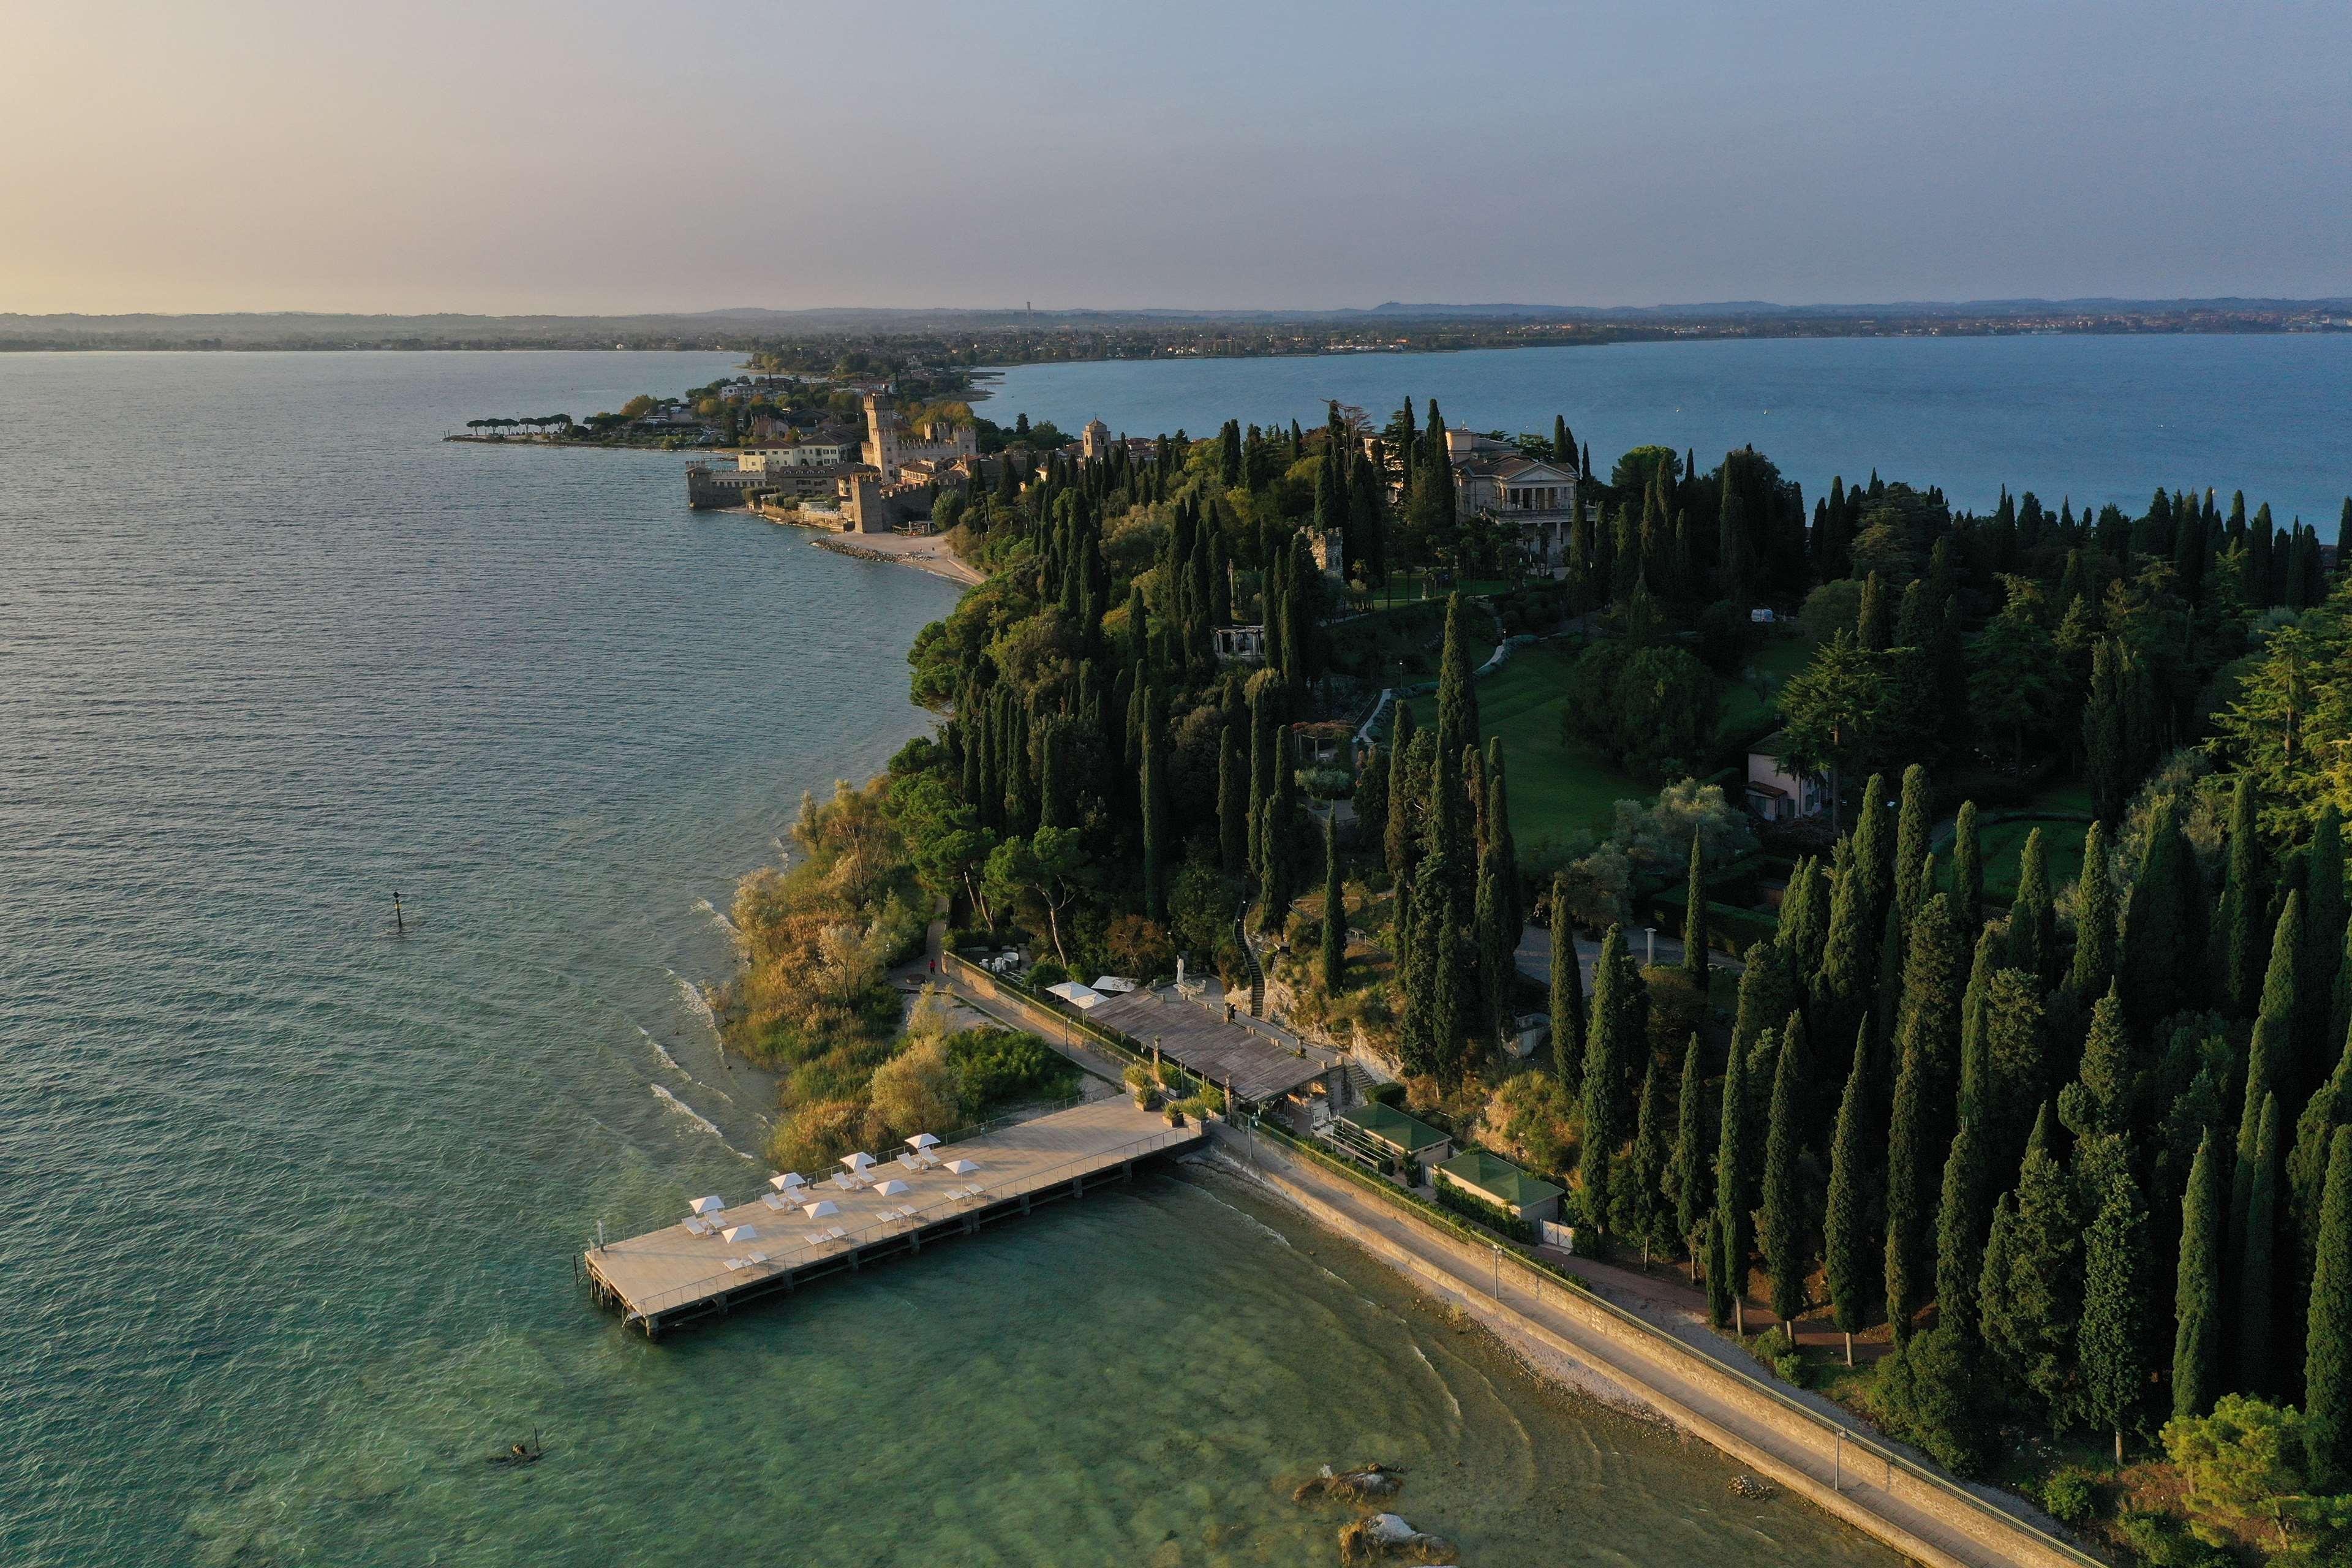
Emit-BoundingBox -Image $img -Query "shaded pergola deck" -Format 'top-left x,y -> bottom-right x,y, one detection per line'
1085,988 -> 1333,1102
583,1098 -> 1202,1336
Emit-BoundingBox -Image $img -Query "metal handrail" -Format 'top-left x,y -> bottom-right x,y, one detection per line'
1242,1115 -> 2100,1568
601,1124 -> 1196,1321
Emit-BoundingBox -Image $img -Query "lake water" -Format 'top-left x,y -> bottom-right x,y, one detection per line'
981,333 -> 2352,526
0,352 -> 1896,1566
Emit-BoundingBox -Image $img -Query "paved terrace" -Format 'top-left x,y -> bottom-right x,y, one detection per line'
584,1097 -> 1195,1334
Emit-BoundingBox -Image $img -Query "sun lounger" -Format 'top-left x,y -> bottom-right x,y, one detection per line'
684,1216 -> 714,1236
762,1193 -> 788,1210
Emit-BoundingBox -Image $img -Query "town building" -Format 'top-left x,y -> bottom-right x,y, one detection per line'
1434,1148 -> 1566,1226
1744,730 -> 1827,821
736,442 -> 852,473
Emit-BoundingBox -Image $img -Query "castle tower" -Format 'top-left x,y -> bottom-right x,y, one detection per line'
862,393 -> 903,480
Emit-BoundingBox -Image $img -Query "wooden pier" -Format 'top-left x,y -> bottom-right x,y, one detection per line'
583,1097 -> 1204,1337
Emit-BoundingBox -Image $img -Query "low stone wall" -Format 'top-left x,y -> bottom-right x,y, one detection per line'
1213,1122 -> 2093,1568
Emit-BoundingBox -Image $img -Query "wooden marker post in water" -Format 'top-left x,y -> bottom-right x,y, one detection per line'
393,890 -> 404,934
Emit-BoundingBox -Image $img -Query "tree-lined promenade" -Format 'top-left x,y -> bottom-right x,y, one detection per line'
717,391 -> 2352,1564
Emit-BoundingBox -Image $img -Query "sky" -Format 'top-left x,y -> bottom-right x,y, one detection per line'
3,0 -> 2347,315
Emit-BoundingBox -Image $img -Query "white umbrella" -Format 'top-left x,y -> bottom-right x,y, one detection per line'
906,1133 -> 941,1151
801,1199 -> 840,1219
722,1224 -> 759,1243
770,1172 -> 807,1192
944,1159 -> 979,1175
690,1194 -> 727,1215
873,1178 -> 911,1198
840,1152 -> 876,1172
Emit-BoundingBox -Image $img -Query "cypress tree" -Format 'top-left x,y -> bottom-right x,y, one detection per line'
2215,775 -> 2267,1017
1713,1020 -> 1753,1330
1581,926 -> 1642,1230
2307,1126 -> 2352,1476
1383,702 -> 1418,888
1982,968 -> 2051,1175
1672,1032 -> 1710,1265
1849,772 -> 1893,933
1485,737 -> 1520,935
1472,834 -> 1505,1053
2256,893 -> 2306,1118
2061,984 -> 2133,1137
2069,820 -> 2119,1002
1825,1021 -> 1874,1363
2005,827 -> 2054,986
2291,1033 -> 2352,1370
2173,1131 -> 2224,1422
1893,893 -> 1969,1148
1549,881 -> 1585,1096
1406,850 -> 1464,1077
1817,776 -> 1891,1044
2305,805 -> 2348,1072
1140,701 -> 1167,922
1935,1107 -> 1992,1341
1681,832 -> 1709,985
1731,940 -> 1798,1065
1259,739 -> 1297,929
1762,1012 -> 1811,1325
1321,812 -> 1346,992
2078,1163 -> 2149,1462
1885,1033 -> 1931,1343
2120,797 -> 2198,1031
1247,682 -> 1278,869
1959,925 -> 2002,1112
1434,591 -> 1480,764
1953,800 -> 1986,925
1618,1060 -> 1672,1259
1776,855 -> 1828,975
2237,1092 -> 2280,1395
1354,742 -> 1389,862
1979,1105 -> 2083,1426
1894,763 -> 1932,921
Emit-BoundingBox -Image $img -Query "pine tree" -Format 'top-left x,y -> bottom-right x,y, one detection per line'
2173,1131 -> 2225,1422
1825,1022 -> 1874,1362
1581,926 -> 1642,1229
1681,832 -> 1709,985
1894,764 -> 1932,921
1762,1012 -> 1811,1324
2307,1126 -> 2352,1476
1672,1032 -> 1711,1264
1549,881 -> 1585,1096
1321,812 -> 1347,992
1953,800 -> 1986,924
2078,1163 -> 2149,1461
1713,1022 -> 1753,1330
2070,820 -> 2119,1002
2215,775 -> 2268,1017
2237,1092 -> 2280,1395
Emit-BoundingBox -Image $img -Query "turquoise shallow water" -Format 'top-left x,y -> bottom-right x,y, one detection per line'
0,352 -> 1900,1566
981,333 -> 2352,525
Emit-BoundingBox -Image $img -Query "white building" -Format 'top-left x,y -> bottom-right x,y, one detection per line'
1745,731 -> 1826,821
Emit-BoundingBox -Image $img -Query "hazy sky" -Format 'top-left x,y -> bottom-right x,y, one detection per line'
5,1 -> 2346,314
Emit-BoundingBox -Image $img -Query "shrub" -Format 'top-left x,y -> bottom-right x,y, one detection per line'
1028,957 -> 1068,989
2037,1468 -> 2098,1527
1432,1176 -> 1533,1243
1873,1327 -> 1994,1477
1482,1072 -> 1575,1174
944,1027 -> 1079,1114
1368,1080 -> 1408,1109
1750,1325 -> 1809,1387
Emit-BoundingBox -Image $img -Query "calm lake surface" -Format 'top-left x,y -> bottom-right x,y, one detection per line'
0,352 -> 1899,1566
982,333 -> 2352,526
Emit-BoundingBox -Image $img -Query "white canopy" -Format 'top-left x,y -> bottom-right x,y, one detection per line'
906,1133 -> 941,1150
872,1178 -> 911,1197
690,1194 -> 727,1215
1090,974 -> 1139,995
722,1224 -> 759,1243
840,1152 -> 876,1171
801,1199 -> 840,1219
1046,980 -> 1106,1010
945,1158 -> 979,1175
770,1172 -> 807,1191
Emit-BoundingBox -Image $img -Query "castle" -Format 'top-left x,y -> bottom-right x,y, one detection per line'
863,393 -> 976,482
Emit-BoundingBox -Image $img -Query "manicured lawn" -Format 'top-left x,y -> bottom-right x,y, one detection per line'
1978,811 -> 2093,903
1400,647 -> 1651,845
1715,633 -> 1811,744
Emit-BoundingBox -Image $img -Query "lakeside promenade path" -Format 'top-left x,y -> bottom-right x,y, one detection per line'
1214,1123 -> 2088,1568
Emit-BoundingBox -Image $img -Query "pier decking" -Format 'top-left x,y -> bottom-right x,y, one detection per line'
583,1097 -> 1202,1336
